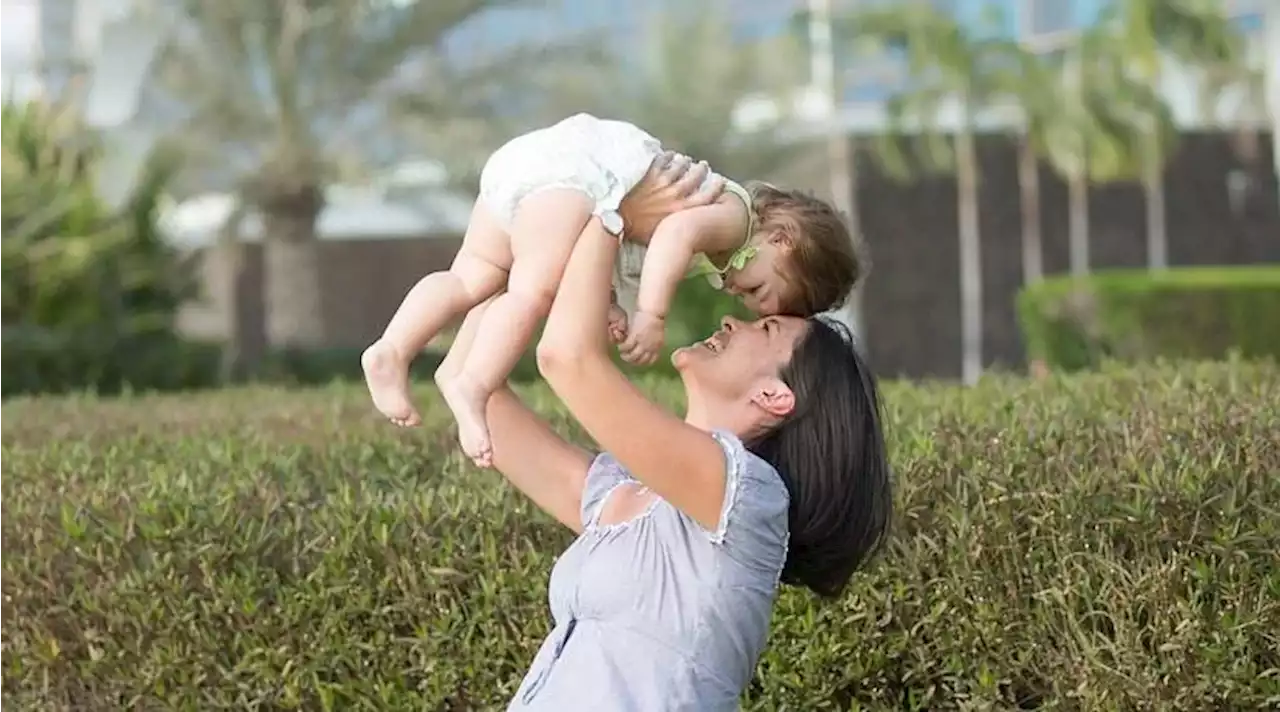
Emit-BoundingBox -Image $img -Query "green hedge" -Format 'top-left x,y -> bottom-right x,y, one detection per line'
1016,266 -> 1280,371
4,362 -> 1278,709
0,339 -> 678,399
2,268 -> 721,398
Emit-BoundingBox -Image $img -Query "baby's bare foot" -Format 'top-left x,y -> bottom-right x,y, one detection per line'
362,341 -> 420,426
439,375 -> 493,468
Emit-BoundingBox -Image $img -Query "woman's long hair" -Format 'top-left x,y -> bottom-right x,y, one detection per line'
747,317 -> 893,598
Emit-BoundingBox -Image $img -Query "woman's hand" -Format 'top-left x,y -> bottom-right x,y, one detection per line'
617,152 -> 726,241
619,311 -> 664,366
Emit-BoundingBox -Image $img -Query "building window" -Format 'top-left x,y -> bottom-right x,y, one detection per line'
1025,0 -> 1074,37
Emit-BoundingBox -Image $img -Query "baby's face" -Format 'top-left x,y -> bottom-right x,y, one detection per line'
722,234 -> 794,316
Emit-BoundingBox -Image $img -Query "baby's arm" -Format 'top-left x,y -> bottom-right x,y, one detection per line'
618,198 -> 750,365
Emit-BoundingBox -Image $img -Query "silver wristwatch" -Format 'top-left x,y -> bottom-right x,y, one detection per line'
599,209 -> 625,242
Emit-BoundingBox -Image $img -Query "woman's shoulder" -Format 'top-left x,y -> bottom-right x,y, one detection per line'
708,430 -> 789,526
710,430 -> 783,481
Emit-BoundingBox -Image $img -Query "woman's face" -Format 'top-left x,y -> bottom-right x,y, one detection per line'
672,315 -> 807,418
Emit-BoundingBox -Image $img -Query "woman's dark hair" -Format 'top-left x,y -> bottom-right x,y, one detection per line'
746,317 -> 893,598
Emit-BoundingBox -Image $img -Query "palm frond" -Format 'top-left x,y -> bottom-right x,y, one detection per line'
533,5 -> 809,181
148,0 -> 567,191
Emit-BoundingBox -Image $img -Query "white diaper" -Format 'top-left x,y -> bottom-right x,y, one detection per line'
476,113 -> 731,319
477,113 -> 663,230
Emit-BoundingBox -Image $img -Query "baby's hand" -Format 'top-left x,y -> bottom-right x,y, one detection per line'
620,311 -> 665,366
607,304 -> 628,344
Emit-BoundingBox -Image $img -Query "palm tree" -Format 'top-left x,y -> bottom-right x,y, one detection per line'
538,6 -> 809,181
1015,28 -> 1176,280
143,0 -> 578,349
989,44 -> 1061,288
1102,0 -> 1248,270
839,4 -> 1020,385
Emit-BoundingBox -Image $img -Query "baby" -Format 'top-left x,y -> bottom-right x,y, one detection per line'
362,113 -> 861,466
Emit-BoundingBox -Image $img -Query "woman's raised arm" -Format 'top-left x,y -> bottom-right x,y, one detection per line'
535,219 -> 730,533
453,154 -> 724,533
485,385 -> 594,533
440,297 -> 592,533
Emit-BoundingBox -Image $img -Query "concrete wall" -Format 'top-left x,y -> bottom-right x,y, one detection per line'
179,234 -> 464,351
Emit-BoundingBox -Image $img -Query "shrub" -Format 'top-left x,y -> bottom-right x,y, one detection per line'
3,362 -> 1278,710
1016,266 -> 1280,371
1,99 -> 202,397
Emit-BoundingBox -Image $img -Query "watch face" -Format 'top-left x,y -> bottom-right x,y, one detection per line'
601,211 -> 623,236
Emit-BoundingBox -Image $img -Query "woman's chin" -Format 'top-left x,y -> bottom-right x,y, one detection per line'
670,346 -> 696,370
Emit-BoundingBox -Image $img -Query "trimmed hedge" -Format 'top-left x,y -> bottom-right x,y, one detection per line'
1016,266 -> 1280,371
1,338 -> 668,399
0,336 -> 549,398
3,363 -> 1278,710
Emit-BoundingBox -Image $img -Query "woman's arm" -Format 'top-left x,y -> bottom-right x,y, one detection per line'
536,222 -> 730,532
486,386 -> 593,533
441,296 -> 591,533
471,156 -> 725,532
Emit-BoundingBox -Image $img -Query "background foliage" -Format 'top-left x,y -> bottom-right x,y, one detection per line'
1017,266 -> 1280,372
1,99 -> 204,397
4,362 -> 1277,710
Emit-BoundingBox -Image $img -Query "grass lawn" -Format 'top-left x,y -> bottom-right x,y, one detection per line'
3,361 -> 1278,710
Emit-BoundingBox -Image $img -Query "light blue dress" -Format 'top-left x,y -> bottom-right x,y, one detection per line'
508,431 -> 791,712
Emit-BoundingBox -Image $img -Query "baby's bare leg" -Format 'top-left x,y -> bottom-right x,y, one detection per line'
434,293 -> 495,385
442,189 -> 593,467
363,204 -> 511,427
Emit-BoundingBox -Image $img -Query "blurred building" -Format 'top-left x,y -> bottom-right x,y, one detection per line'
0,0 -> 123,100
163,167 -> 473,350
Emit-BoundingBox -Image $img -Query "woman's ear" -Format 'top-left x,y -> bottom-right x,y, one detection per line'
750,378 -> 796,419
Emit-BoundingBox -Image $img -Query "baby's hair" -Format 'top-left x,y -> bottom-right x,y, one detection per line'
748,183 -> 865,317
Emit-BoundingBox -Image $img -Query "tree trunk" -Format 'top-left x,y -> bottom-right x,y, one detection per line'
216,204 -> 266,381
955,128 -> 982,386
1017,134 -> 1043,285
828,131 -> 862,339
846,140 -> 864,346
259,187 -> 326,350
1143,151 -> 1168,270
1068,170 -> 1090,278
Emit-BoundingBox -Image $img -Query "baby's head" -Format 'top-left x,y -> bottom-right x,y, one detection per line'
724,183 -> 864,317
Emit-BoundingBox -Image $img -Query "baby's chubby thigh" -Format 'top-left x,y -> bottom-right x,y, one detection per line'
505,188 -> 598,313
475,127 -> 620,311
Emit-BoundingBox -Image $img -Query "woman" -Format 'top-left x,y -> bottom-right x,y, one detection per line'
439,154 -> 892,710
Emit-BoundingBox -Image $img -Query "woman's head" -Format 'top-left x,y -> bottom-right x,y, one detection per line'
673,315 -> 892,598
723,184 -> 865,318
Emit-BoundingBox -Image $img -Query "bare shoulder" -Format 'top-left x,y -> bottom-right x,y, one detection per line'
652,195 -> 749,254
699,193 -> 751,254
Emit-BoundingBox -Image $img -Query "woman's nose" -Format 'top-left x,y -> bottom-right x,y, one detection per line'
720,316 -> 741,331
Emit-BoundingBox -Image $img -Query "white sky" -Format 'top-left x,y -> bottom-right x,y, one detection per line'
1,0 -> 42,98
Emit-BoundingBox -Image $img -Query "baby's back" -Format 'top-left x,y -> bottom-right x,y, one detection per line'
551,115 -> 730,202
